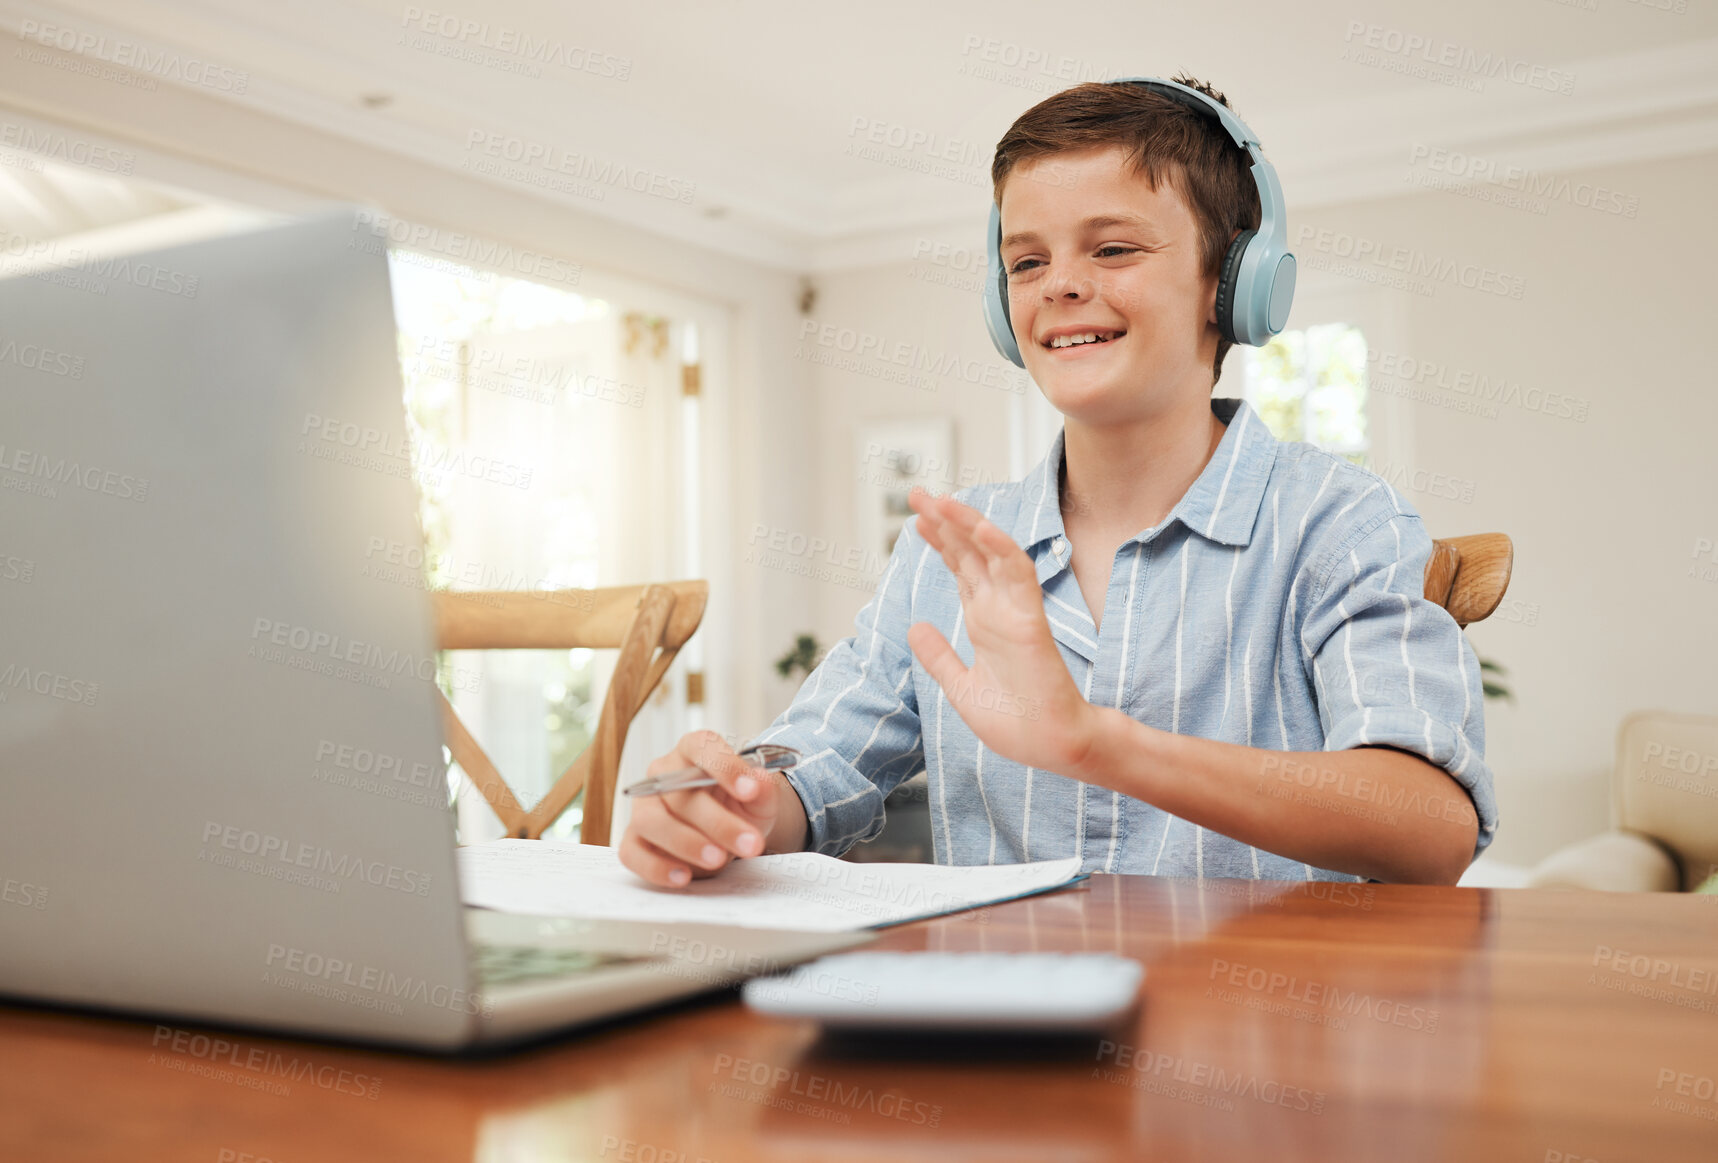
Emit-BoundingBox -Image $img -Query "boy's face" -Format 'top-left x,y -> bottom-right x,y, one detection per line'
998,145 -> 1221,423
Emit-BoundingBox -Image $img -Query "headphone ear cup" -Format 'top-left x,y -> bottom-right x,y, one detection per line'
982,201 -> 1024,367
1214,228 -> 1254,345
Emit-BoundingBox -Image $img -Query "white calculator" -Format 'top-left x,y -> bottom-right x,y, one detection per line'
742,951 -> 1144,1031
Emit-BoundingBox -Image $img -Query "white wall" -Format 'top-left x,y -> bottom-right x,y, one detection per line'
796,147 -> 1718,867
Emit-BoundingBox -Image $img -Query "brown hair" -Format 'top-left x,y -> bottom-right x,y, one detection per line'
990,74 -> 1260,385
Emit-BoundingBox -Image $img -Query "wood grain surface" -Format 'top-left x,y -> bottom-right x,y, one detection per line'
3,876 -> 1716,1162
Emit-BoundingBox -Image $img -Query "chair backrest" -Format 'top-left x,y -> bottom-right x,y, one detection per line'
433,580 -> 708,845
1611,711 -> 1718,890
1424,533 -> 1513,627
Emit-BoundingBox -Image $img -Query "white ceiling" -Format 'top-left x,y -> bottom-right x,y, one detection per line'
4,0 -> 1717,270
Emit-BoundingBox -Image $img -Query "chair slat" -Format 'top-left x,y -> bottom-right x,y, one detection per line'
1427,533 -> 1514,628
435,581 -> 707,651
433,580 -> 707,844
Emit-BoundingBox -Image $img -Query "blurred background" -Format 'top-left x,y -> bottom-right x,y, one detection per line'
2,0 -> 1713,877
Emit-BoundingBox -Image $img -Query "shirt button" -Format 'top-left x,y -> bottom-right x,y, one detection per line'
1052,537 -> 1068,556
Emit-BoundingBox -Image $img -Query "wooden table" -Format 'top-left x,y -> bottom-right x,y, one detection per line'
4,876 -> 1718,1161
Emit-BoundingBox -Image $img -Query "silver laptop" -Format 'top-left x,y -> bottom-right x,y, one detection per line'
0,208 -> 866,1050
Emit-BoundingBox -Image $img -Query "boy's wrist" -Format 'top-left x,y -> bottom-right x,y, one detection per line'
1069,705 -> 1155,793
763,767 -> 810,854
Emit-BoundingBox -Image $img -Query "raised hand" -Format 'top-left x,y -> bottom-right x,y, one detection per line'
905,487 -> 1099,776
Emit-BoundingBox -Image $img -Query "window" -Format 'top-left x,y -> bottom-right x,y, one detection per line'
387,250 -> 696,842
1238,322 -> 1369,463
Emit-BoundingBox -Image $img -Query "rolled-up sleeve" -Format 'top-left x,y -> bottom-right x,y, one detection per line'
1298,509 -> 1499,858
741,518 -> 928,856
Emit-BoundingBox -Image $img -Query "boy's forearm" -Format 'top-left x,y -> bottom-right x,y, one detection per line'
1072,707 -> 1478,885
763,768 -> 810,854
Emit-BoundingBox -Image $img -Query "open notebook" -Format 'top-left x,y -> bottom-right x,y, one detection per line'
457,840 -> 1086,932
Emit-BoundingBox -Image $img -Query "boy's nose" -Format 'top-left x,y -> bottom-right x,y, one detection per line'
1041,269 -> 1097,300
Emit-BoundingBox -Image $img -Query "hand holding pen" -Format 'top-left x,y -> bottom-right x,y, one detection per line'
624,742 -> 800,797
617,734 -> 803,889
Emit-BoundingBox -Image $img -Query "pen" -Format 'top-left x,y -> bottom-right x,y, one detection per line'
623,743 -> 800,798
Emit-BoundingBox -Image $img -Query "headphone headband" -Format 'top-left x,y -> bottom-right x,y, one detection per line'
981,75 -> 1297,367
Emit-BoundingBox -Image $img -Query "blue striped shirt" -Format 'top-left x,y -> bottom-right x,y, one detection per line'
746,397 -> 1497,880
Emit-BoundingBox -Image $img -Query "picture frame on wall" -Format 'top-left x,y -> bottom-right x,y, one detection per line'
853,417 -> 956,566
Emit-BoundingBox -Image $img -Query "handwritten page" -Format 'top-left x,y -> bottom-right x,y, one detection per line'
456,840 -> 1085,932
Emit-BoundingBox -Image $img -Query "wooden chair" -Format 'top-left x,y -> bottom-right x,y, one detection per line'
432,580 -> 708,845
1424,534 -> 1513,627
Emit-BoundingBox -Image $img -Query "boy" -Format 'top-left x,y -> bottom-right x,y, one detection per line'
618,75 -> 1495,888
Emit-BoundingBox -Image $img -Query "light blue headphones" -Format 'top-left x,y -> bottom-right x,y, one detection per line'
981,76 -> 1297,367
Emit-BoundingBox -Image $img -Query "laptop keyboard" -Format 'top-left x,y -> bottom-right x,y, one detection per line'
472,943 -> 654,988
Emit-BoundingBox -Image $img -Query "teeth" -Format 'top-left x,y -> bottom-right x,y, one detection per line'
1048,331 -> 1117,348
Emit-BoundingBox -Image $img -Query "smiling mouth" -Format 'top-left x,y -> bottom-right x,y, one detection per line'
1044,330 -> 1125,350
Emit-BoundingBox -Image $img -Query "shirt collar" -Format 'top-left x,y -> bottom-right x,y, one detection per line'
1011,397 -> 1278,562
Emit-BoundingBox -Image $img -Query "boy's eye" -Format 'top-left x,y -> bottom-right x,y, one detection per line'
1007,246 -> 1138,275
